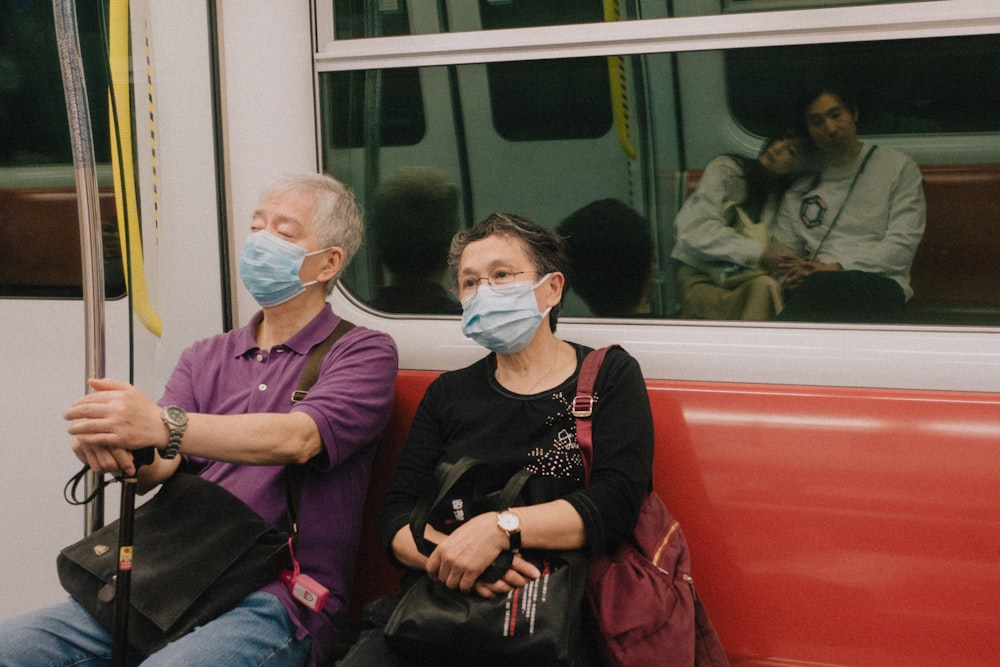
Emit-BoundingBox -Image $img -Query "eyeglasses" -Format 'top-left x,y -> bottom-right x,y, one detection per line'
453,269 -> 537,297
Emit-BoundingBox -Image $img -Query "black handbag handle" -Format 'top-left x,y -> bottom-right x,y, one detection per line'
409,457 -> 532,559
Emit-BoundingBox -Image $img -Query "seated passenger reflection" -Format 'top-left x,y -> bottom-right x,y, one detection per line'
672,129 -> 812,320
772,82 -> 925,323
370,167 -> 463,314
557,199 -> 655,317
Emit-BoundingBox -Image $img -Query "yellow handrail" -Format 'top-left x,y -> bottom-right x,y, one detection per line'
604,0 -> 637,160
109,0 -> 162,337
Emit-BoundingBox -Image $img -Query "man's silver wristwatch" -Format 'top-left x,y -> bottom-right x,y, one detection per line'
159,405 -> 188,459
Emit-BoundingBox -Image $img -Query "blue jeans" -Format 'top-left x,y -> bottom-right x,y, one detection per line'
0,591 -> 310,667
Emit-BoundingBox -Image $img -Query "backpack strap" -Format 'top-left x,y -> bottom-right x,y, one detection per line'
574,345 -> 619,486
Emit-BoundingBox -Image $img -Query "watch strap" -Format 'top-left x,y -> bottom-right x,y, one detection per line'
161,433 -> 182,459
507,525 -> 521,553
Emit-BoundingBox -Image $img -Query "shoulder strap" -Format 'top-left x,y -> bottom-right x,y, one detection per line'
407,457 -> 533,557
286,317 -> 356,538
291,318 -> 356,403
809,144 -> 877,261
574,345 -> 619,486
408,457 -> 481,556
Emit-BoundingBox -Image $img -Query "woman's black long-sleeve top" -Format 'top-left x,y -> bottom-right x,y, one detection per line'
377,343 -> 654,559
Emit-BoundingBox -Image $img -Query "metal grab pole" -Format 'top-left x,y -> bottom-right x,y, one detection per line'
52,0 -> 107,536
53,3 -> 137,661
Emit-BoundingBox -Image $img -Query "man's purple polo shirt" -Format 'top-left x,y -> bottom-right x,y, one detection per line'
159,304 -> 397,667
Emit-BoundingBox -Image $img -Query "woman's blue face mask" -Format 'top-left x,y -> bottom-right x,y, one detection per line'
460,274 -> 552,354
238,231 -> 329,307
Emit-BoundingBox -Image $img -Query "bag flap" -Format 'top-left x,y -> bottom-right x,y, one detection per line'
59,473 -> 288,631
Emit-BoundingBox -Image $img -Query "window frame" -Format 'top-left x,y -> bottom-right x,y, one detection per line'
314,0 -> 1000,392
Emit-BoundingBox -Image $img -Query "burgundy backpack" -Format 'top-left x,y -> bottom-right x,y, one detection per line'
575,345 -> 729,667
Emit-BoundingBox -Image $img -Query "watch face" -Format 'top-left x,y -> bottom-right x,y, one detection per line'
164,406 -> 188,426
498,511 -> 519,532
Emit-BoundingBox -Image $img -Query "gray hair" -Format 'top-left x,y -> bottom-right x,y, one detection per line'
260,173 -> 363,294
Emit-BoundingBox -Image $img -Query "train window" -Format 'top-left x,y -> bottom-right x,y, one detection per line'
325,0 -> 612,147
327,1 -> 425,149
0,2 -> 125,299
330,0 -> 610,37
488,59 -> 612,142
327,0 -> 928,34
333,0 -> 413,40
478,0 -> 604,30
321,54 -> 631,316
481,1 -> 611,141
728,36 -> 1000,136
320,32 -> 1000,327
322,70 -> 426,149
721,0 -> 927,12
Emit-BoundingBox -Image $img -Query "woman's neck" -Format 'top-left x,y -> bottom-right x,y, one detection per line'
494,334 -> 575,395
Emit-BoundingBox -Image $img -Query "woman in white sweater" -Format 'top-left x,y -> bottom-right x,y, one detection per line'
672,130 -> 812,320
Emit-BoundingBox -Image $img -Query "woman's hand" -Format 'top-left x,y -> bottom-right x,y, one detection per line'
426,512 -> 540,593
760,244 -> 799,272
779,257 -> 842,290
472,554 -> 542,598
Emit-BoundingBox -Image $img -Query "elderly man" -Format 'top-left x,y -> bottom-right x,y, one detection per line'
0,173 -> 398,667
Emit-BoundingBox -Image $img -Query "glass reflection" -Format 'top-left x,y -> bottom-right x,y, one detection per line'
321,36 -> 1000,327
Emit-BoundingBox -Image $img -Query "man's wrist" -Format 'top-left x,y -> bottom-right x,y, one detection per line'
159,405 -> 188,459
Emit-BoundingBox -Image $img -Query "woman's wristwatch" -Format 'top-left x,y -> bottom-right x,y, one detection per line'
496,509 -> 521,553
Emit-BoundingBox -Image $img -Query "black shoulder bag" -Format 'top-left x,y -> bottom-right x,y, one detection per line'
382,457 -> 588,667
56,319 -> 354,657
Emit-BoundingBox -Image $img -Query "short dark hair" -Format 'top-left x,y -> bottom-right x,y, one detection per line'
448,213 -> 569,331
371,167 -> 460,280
557,199 -> 653,317
799,79 -> 859,119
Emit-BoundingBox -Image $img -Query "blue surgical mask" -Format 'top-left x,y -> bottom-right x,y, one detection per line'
460,274 -> 552,354
238,231 -> 328,307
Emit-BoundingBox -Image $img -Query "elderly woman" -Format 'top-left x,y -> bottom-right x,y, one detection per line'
344,213 -> 654,665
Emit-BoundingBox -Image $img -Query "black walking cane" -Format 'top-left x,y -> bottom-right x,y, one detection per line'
111,446 -> 155,667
